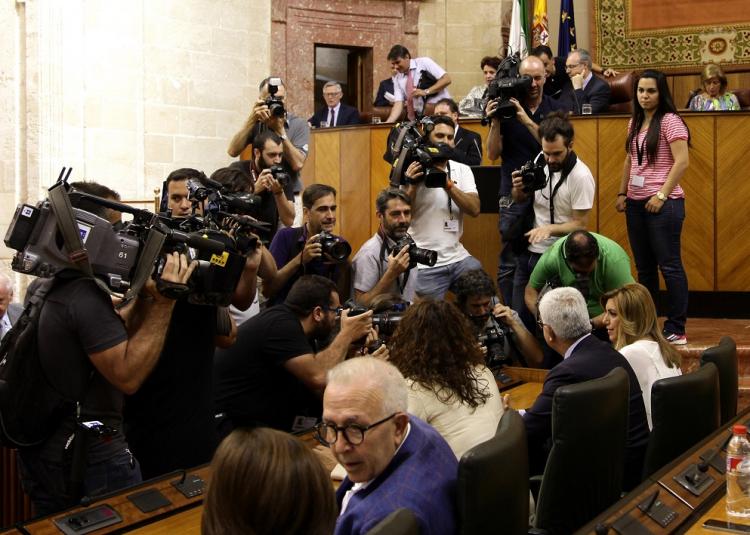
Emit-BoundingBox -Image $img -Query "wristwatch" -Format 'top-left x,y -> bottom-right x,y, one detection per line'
280,134 -> 288,141
655,191 -> 667,201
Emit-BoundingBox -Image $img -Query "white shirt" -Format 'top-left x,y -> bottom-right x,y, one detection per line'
529,155 -> 595,254
393,57 -> 451,113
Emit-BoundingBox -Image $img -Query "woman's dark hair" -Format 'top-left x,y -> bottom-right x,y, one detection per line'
480,56 -> 502,71
202,427 -> 336,535
626,70 -> 690,164
388,299 -> 490,408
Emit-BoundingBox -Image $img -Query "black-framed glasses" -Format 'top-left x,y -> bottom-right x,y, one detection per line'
314,413 -> 397,447
321,305 -> 344,316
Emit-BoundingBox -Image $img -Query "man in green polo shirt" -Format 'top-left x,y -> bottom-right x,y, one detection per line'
525,230 -> 634,330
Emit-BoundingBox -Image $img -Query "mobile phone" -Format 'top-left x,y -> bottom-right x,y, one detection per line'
703,519 -> 750,533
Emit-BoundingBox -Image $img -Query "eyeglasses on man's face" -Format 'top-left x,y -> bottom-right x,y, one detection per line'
314,413 -> 397,447
565,63 -> 581,71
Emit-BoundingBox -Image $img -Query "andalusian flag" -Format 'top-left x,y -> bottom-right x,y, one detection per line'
509,0 -> 529,57
558,0 -> 577,56
531,0 -> 549,47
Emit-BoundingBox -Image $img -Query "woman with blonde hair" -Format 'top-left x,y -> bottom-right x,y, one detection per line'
601,283 -> 682,429
688,63 -> 740,111
202,427 -> 336,535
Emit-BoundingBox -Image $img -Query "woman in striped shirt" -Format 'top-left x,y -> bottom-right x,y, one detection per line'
615,70 -> 690,345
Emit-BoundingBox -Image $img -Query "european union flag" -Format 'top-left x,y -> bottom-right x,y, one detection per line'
557,0 -> 577,57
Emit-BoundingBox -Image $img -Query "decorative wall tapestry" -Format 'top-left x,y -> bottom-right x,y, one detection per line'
593,0 -> 750,72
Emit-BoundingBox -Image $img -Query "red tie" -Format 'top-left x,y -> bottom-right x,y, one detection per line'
405,70 -> 416,121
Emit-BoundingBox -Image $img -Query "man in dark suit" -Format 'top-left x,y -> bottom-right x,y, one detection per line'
374,66 -> 396,107
557,49 -> 611,115
309,81 -> 361,128
521,286 -> 649,490
0,271 -> 21,340
433,98 -> 482,166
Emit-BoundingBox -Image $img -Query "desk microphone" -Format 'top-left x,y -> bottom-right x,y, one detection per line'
698,431 -> 733,473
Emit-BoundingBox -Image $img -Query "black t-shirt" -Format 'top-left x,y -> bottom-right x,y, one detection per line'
213,304 -> 319,431
499,95 -> 562,197
544,56 -> 568,98
124,299 -> 218,478
33,275 -> 128,464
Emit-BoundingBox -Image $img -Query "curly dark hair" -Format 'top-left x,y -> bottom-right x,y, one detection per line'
388,299 -> 490,408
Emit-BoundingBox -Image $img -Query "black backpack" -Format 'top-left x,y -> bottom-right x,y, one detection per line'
0,277 -> 77,448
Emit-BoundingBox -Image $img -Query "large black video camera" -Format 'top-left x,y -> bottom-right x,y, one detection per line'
264,77 -> 285,118
387,117 -> 453,188
481,53 -> 532,124
393,235 -> 437,268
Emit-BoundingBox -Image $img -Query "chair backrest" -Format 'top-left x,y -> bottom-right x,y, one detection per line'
734,88 -> 750,109
598,70 -> 639,113
457,410 -> 529,535
643,362 -> 720,478
534,368 -> 630,535
701,336 -> 738,425
365,508 -> 420,535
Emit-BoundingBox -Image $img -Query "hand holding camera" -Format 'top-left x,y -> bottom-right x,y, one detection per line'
404,161 -> 425,184
301,234 -> 324,264
340,307 -> 374,342
387,245 -> 411,275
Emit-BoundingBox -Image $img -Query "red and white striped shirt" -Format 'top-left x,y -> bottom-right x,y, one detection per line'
627,113 -> 688,200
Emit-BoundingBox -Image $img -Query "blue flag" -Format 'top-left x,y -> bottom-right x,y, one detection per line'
557,0 -> 576,57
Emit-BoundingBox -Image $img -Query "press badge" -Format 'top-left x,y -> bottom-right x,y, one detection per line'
443,219 -> 459,232
630,175 -> 645,188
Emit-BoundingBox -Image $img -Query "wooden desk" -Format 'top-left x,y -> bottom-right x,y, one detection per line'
685,497 -> 750,534
128,507 -> 202,535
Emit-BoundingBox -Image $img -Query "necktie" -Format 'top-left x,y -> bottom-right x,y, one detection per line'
405,70 -> 416,121
329,108 -> 336,127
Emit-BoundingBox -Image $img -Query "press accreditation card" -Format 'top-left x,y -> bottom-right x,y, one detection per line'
631,175 -> 645,188
443,219 -> 459,232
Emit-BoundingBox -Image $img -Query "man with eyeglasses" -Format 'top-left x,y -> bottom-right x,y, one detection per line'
213,275 -> 373,435
319,357 -> 457,535
557,49 -> 611,115
485,55 -> 563,310
309,81 -> 362,128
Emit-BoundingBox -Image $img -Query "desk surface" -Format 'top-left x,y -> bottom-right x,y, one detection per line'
685,497 -> 750,534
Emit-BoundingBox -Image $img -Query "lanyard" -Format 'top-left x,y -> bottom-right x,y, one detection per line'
377,228 -> 410,294
446,162 -> 454,219
636,131 -> 647,166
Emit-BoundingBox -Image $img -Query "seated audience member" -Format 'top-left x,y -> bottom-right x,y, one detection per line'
213,275 -> 373,434
202,427 -> 336,535
434,98 -> 483,166
688,63 -> 741,111
0,271 -> 20,341
374,65 -> 397,107
264,183 -> 351,305
404,115 -> 482,300
557,49 -> 611,115
602,283 -> 682,430
309,81 -> 362,128
387,300 -> 504,459
318,357 -> 457,535
522,287 -> 649,490
69,181 -> 124,229
352,188 -> 417,305
531,45 -> 618,99
525,230 -> 634,337
458,55 -> 501,117
453,269 -> 543,368
386,44 -> 452,123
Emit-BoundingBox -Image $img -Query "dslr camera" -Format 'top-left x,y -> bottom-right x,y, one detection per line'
478,325 -> 511,368
268,164 -> 290,188
264,77 -> 285,118
482,52 -> 532,124
317,231 -> 351,263
517,155 -> 548,193
387,117 -> 453,189
393,235 -> 437,268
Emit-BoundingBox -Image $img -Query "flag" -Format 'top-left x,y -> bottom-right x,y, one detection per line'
557,0 -> 577,57
509,0 -> 529,58
531,0 -> 549,48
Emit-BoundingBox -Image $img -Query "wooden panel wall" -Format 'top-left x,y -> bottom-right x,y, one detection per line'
302,113 -> 750,292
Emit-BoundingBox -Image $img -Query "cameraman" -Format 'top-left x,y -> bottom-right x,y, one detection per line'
264,184 -> 351,306
124,168 -> 262,479
403,115 -> 481,300
17,252 -> 195,515
510,112 -> 595,329
485,55 -> 562,307
227,77 -> 309,195
454,269 -> 543,368
352,188 -> 416,305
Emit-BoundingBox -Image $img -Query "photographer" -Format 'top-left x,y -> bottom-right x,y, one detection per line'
213,275 -> 373,434
485,55 -> 563,307
264,184 -> 351,305
17,250 -> 195,515
510,112 -> 595,329
124,168 -> 263,479
352,188 -> 418,305
227,77 -> 309,195
453,269 -> 543,368
403,115 -> 481,300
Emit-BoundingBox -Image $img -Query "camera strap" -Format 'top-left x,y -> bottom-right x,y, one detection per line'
546,151 -> 578,225
48,181 -> 94,278
446,162 -> 454,218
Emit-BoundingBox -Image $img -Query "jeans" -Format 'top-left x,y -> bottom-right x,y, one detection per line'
512,250 -> 542,333
18,448 -> 141,517
416,256 -> 483,300
625,197 -> 688,335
